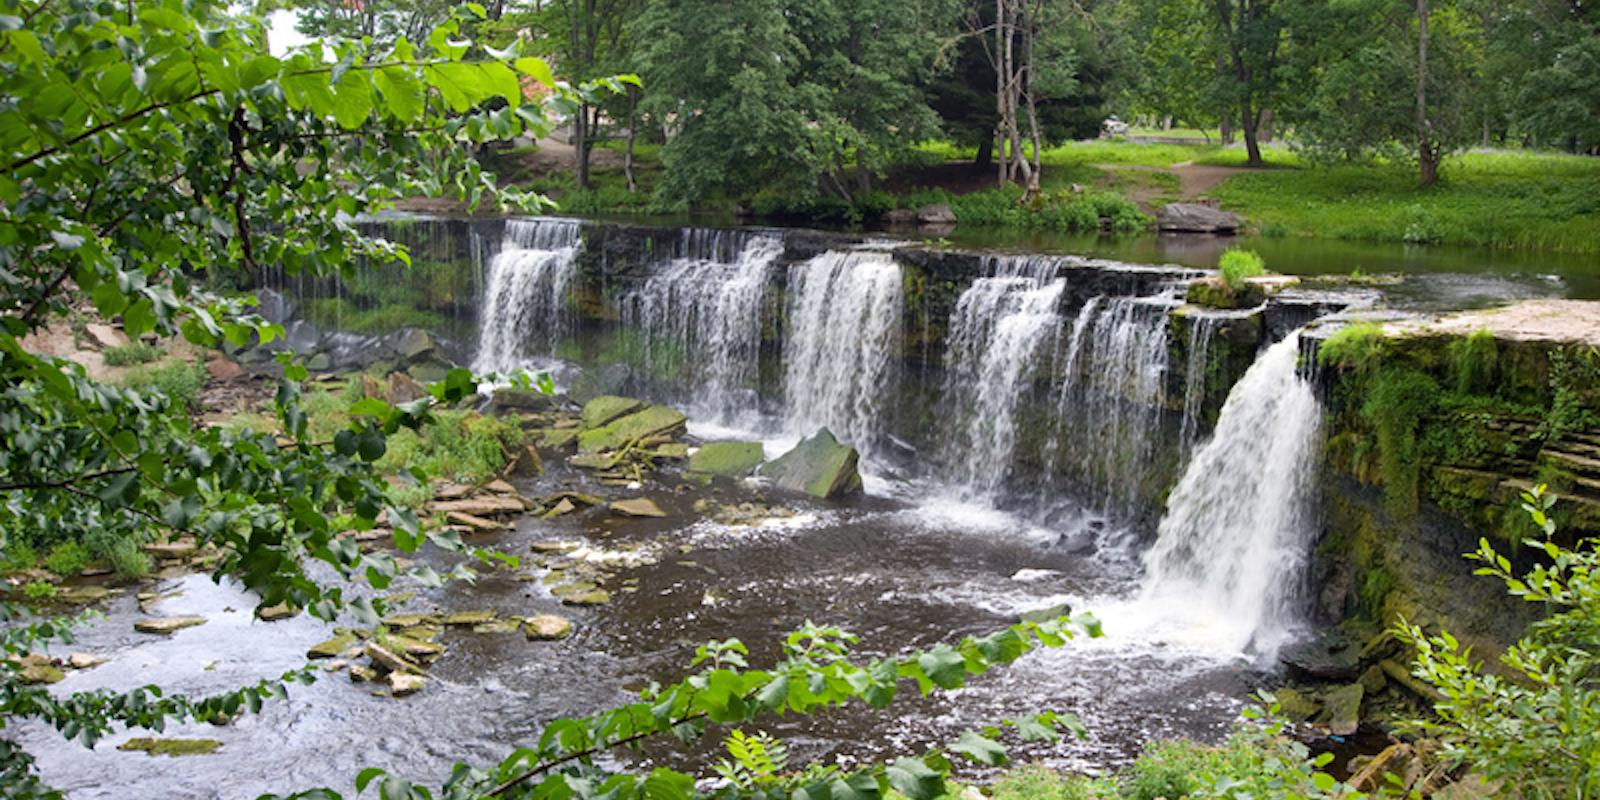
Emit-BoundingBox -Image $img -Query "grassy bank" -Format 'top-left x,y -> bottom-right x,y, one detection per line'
491,138 -> 1599,254
1210,150 -> 1600,253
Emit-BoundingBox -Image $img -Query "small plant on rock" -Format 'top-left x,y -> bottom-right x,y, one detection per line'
1219,248 -> 1266,289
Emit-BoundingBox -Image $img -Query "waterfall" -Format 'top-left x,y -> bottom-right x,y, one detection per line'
1178,314 -> 1221,454
783,250 -> 904,459
1139,331 -> 1322,658
618,231 -> 783,423
473,218 -> 582,374
1048,294 -> 1174,515
941,257 -> 1067,500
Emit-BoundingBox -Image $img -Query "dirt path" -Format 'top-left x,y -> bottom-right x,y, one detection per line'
1093,161 -> 1260,207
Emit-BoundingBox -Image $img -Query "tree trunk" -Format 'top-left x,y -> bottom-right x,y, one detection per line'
1220,115 -> 1234,145
574,106 -> 592,189
974,136 -> 994,170
624,96 -> 638,193
1241,102 -> 1263,166
1021,1 -> 1042,202
995,0 -> 1008,187
1416,0 -> 1438,187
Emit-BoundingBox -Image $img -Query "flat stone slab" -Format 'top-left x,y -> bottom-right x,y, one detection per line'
581,395 -> 646,430
117,738 -> 221,757
610,498 -> 666,518
446,511 -> 505,531
578,405 -> 687,453
134,616 -> 207,635
1386,299 -> 1600,345
524,614 -> 574,640
428,496 -> 528,517
687,441 -> 765,478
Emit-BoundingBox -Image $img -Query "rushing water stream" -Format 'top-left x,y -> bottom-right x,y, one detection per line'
20,216 -> 1438,797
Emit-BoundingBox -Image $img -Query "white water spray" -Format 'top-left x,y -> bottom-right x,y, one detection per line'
1137,331 -> 1322,658
783,250 -> 904,459
942,257 -> 1067,500
473,218 -> 582,373
619,232 -> 782,424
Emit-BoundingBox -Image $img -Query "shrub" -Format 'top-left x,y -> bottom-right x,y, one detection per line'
1316,322 -> 1388,375
1218,248 -> 1266,289
102,342 -> 162,366
42,541 -> 90,577
22,581 -> 56,600
1362,367 -> 1440,519
1,541 -> 38,573
104,537 -> 151,579
1399,486 -> 1600,799
987,764 -> 1096,800
121,359 -> 207,411
1446,328 -> 1499,395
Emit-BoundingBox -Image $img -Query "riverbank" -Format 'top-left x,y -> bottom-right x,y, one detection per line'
485,139 -> 1600,256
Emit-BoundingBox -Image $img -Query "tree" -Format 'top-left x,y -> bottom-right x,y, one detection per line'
256,0 -> 458,50
1208,0 -> 1286,166
1478,0 -> 1600,153
636,0 -> 956,205
1281,0 -> 1482,184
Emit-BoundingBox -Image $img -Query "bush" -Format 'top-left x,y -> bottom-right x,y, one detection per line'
1316,322 -> 1388,374
121,359 -> 207,411
104,537 -> 150,579
102,342 -> 162,366
0,541 -> 37,573
1399,486 -> 1600,799
1218,248 -> 1266,289
42,541 -> 90,577
987,764 -> 1096,800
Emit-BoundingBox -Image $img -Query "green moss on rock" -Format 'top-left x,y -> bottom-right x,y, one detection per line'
687,441 -> 765,478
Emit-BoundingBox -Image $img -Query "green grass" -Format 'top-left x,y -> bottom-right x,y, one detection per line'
121,359 -> 207,411
1219,247 -> 1266,288
1209,150 -> 1600,253
302,298 -> 451,336
102,342 -> 163,367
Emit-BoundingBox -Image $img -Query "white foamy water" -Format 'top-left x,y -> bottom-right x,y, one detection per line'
782,250 -> 903,463
473,218 -> 582,374
1127,331 -> 1323,659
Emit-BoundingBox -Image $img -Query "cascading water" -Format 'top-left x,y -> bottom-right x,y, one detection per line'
1137,331 -> 1323,658
473,217 -> 582,374
783,250 -> 904,460
618,231 -> 782,425
941,257 -> 1067,500
1177,314 -> 1221,454
1047,294 -> 1175,515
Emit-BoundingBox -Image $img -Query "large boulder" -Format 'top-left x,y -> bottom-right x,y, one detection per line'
1316,683 -> 1364,736
487,387 -> 554,413
577,405 -> 687,453
84,323 -> 129,350
687,441 -> 765,479
387,372 -> 429,404
759,429 -> 864,499
917,204 -> 957,225
1157,203 -> 1242,233
581,395 -> 646,430
393,328 -> 438,362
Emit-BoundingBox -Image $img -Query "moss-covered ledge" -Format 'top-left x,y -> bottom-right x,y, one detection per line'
1307,299 -> 1600,650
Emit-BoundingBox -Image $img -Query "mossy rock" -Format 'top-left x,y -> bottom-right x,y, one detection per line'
307,633 -> 359,660
581,395 -> 646,430
118,738 -> 222,757
577,405 -> 687,454
1185,276 -> 1264,310
687,441 -> 765,479
541,428 -> 580,450
1273,688 -> 1321,722
758,429 -> 864,499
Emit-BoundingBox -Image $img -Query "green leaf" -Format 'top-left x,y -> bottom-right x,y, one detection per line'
374,66 -> 424,124
884,757 -> 944,800
641,769 -> 693,800
332,71 -> 375,130
949,730 -> 1007,766
514,57 -> 556,88
917,645 -> 967,690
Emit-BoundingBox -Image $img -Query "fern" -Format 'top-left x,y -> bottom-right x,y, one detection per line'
714,730 -> 789,788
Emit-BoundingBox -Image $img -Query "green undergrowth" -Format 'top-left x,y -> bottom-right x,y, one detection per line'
301,298 -> 450,336
1208,151 -> 1600,253
102,341 -> 162,367
977,700 -> 1350,800
120,359 -> 207,411
900,185 -> 1149,232
1218,248 -> 1266,289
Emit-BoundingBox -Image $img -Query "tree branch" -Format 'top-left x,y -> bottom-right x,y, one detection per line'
0,465 -> 136,493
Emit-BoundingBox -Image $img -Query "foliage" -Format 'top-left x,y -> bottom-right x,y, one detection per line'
259,616 -> 1100,799
1445,329 -> 1498,395
1361,368 -> 1440,519
1316,323 -> 1388,375
635,0 -> 957,205
41,542 -> 90,578
986,764 -> 1097,800
1218,248 -> 1265,289
100,342 -> 163,367
1398,486 -> 1600,799
302,299 -> 452,337
1542,346 -> 1600,443
119,359 -> 208,412
0,0 -> 620,791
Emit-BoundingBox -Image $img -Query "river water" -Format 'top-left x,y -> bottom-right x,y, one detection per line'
16,216 -> 1574,797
